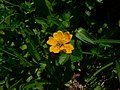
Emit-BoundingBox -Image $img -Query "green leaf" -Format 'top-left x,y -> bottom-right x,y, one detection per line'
8,48 -> 32,67
26,76 -> 33,82
0,13 -> 14,25
94,85 -> 102,90
35,17 -> 48,30
0,30 -> 5,35
75,28 -> 120,44
62,12 -> 73,21
23,82 -> 36,89
94,39 -> 120,43
5,76 -> 9,89
35,17 -> 48,25
47,16 -> 63,27
10,79 -> 22,89
115,59 -> 120,83
0,38 -> 4,45
40,63 -> 47,70
58,53 -> 70,65
5,15 -> 10,26
70,39 -> 83,62
0,80 -> 5,85
23,80 -> 49,89
70,49 -> 83,62
20,44 -> 27,50
70,55 -> 82,62
45,0 -> 53,14
62,21 -> 70,28
26,41 -> 41,62
75,28 -> 95,44
0,86 -> 4,90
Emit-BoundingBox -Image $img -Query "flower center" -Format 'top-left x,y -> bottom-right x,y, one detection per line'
56,41 -> 63,47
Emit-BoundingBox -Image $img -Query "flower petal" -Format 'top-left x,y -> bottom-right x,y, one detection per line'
63,31 -> 72,43
49,45 -> 61,53
47,37 -> 57,45
63,44 -> 74,53
53,31 -> 64,41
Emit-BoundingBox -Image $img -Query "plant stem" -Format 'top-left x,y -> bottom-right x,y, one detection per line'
93,62 -> 113,76
87,62 -> 113,83
4,0 -> 22,9
0,48 -> 17,57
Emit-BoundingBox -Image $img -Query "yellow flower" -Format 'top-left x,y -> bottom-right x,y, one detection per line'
47,31 -> 74,53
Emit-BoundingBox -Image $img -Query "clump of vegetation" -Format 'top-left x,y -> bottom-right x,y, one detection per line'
0,0 -> 120,89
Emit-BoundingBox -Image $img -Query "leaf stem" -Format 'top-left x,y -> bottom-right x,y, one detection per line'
93,62 -> 113,76
4,0 -> 22,9
0,48 -> 17,57
87,62 -> 113,83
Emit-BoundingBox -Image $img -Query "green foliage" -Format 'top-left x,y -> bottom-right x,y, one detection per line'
75,28 -> 95,44
115,59 -> 120,82
0,0 -> 120,89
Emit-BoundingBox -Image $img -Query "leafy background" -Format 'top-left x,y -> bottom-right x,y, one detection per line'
0,0 -> 120,90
